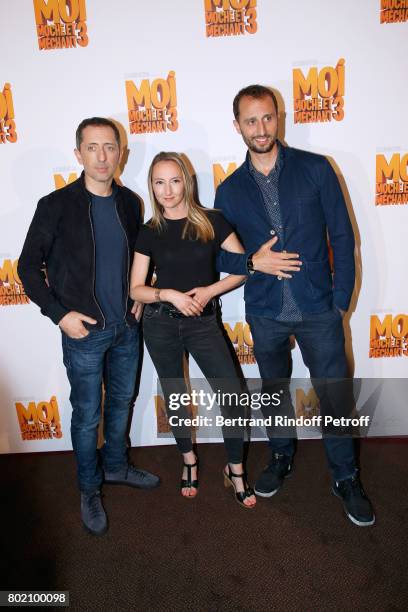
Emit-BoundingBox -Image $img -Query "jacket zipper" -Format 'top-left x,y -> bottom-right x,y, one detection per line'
115,201 -> 130,324
88,199 -> 106,329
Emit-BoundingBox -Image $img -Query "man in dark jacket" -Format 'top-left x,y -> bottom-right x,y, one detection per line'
216,85 -> 374,526
18,117 -> 159,536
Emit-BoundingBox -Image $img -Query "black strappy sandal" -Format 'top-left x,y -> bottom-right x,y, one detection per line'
223,465 -> 256,509
181,460 -> 199,498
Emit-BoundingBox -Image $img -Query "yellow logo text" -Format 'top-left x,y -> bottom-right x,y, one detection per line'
126,71 -> 178,135
33,0 -> 89,50
375,154 -> 408,206
293,59 -> 345,124
0,83 -> 17,144
53,172 -> 78,190
369,314 -> 408,358
0,259 -> 29,306
213,162 -> 237,190
204,0 -> 257,37
223,321 -> 255,364
15,395 -> 63,440
380,0 -> 408,23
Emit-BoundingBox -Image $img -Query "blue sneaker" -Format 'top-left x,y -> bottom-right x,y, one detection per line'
81,490 -> 108,536
332,475 -> 375,526
104,464 -> 160,489
254,453 -> 293,498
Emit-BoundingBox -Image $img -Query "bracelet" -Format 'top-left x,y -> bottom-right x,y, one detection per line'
246,253 -> 255,275
154,288 -> 161,302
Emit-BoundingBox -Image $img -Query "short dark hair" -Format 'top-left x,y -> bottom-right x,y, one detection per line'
75,117 -> 120,149
233,85 -> 278,120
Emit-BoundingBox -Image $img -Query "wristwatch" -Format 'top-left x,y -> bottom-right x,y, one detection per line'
246,253 -> 255,275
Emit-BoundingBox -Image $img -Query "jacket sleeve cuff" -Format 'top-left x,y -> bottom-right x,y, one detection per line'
42,302 -> 70,325
216,251 -> 248,275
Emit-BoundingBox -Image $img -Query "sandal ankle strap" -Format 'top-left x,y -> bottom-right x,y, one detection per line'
229,471 -> 245,479
227,465 -> 245,479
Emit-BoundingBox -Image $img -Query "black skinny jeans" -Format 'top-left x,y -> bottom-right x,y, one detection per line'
143,306 -> 245,463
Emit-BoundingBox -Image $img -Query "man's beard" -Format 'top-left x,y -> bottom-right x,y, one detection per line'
243,134 -> 276,154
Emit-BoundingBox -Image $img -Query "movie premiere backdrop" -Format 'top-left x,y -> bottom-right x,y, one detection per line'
0,0 -> 407,454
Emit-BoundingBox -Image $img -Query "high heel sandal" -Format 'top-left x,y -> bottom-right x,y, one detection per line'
181,459 -> 199,499
223,465 -> 256,509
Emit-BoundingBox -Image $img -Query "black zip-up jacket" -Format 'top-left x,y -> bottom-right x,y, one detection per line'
18,173 -> 141,328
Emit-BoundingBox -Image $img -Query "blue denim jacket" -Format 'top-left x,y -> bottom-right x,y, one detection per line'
215,144 -> 355,316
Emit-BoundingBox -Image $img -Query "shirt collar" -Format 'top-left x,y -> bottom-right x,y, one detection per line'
86,179 -> 118,199
248,141 -> 283,179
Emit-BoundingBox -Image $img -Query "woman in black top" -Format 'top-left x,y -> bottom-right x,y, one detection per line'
130,152 -> 255,508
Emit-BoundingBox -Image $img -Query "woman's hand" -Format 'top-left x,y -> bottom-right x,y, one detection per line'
185,286 -> 214,308
165,289 -> 203,316
131,301 -> 143,321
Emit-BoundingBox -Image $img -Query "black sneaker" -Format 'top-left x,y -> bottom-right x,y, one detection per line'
254,453 -> 293,498
104,464 -> 160,489
81,490 -> 108,536
332,474 -> 375,526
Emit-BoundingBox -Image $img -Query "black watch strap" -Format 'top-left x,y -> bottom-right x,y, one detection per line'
246,253 -> 255,275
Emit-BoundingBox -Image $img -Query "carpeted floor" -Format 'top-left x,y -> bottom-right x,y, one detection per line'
1,439 -> 407,611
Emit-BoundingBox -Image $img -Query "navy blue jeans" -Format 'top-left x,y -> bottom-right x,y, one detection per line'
246,308 -> 356,481
62,322 -> 139,492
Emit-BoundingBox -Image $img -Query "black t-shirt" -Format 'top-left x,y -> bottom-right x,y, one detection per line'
135,209 -> 233,292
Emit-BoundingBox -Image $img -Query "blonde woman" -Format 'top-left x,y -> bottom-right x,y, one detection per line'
130,152 -> 256,508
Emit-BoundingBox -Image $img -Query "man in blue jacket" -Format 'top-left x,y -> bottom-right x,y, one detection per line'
18,117 -> 160,536
216,85 -> 374,526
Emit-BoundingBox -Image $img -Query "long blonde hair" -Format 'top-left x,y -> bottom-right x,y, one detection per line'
148,152 -> 215,242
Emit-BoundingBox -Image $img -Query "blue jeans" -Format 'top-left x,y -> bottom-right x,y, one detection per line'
62,322 -> 139,492
246,308 -> 356,481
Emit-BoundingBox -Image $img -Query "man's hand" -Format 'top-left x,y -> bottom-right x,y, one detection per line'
252,237 -> 302,278
185,286 -> 214,308
58,311 -> 97,339
131,301 -> 143,322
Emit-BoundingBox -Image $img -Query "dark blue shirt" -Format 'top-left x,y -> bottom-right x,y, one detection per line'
90,186 -> 127,325
249,146 -> 302,322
